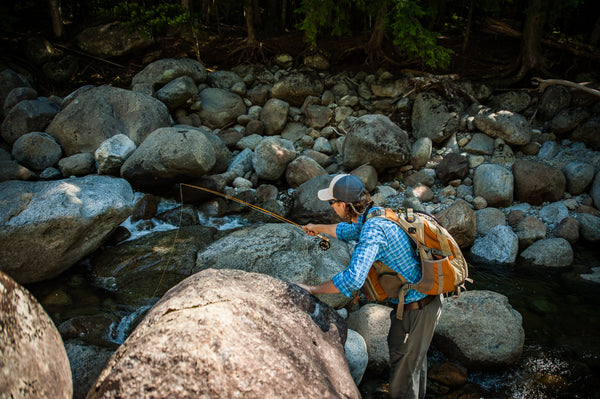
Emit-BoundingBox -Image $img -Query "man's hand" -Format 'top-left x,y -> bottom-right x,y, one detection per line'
293,282 -> 313,295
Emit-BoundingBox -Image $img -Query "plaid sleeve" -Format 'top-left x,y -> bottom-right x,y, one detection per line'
335,221 -> 361,242
332,223 -> 386,297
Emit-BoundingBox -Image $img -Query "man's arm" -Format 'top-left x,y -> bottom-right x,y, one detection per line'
294,280 -> 340,295
302,223 -> 338,238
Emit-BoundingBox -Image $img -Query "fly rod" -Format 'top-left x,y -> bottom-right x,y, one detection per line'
179,183 -> 331,250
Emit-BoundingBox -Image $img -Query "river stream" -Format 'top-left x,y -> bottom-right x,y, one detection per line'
25,203 -> 600,399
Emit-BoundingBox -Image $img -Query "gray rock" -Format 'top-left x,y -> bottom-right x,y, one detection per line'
197,87 -> 247,129
304,104 -> 332,129
474,109 -> 531,146
155,75 -> 199,110
518,238 -> 573,267
46,85 -> 171,156
347,303 -> 393,373
64,340 -> 114,399
539,201 -> 570,225
539,85 -> 571,121
252,137 -> 296,180
475,207 -> 506,236
120,126 -> 218,188
260,98 -> 290,135
227,148 -> 254,177
195,223 -> 351,309
412,92 -> 461,143
410,137 -> 432,169
271,72 -> 325,107
131,58 -> 208,89
95,134 -> 137,175
577,213 -> 600,242
87,269 -> 359,399
1,98 -> 60,145
58,152 -> 96,177
488,91 -> 531,113
514,216 -> 547,249
3,86 -> 38,115
0,68 -> 32,119
345,329 -> 368,386
550,107 -> 590,135
562,162 -> 595,195
0,271 -> 72,399
463,132 -> 495,155
0,175 -> 133,283
434,290 -> 524,369
470,225 -> 519,265
11,131 -> 62,170
206,70 -> 245,90
343,114 -> 411,169
580,267 -> 600,284
285,155 -> 327,188
473,164 -> 514,207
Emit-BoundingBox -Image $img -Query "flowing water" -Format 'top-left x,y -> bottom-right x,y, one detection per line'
25,211 -> 600,398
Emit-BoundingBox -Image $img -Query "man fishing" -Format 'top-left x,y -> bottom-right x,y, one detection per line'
294,174 -> 443,399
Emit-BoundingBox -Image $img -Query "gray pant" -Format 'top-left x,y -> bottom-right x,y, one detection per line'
387,295 -> 443,399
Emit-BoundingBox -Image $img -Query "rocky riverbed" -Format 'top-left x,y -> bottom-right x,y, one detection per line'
1,55 -> 599,398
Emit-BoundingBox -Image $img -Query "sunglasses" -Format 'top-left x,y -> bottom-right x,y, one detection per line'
328,199 -> 340,205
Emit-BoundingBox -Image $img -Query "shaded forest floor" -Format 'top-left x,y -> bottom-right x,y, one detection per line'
2,25 -> 599,97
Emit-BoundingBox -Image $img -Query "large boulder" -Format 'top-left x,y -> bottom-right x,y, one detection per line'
285,155 -> 327,188
131,58 -> 208,89
434,290 -> 524,369
411,92 -> 461,143
195,223 -> 352,309
512,160 -> 566,205
87,269 -> 360,399
0,175 -> 134,284
0,271 -> 72,398
518,238 -> 573,267
343,114 -> 411,169
289,174 -> 343,225
64,339 -> 114,399
11,131 -> 62,171
260,98 -> 290,135
120,126 -> 223,188
46,85 -> 171,156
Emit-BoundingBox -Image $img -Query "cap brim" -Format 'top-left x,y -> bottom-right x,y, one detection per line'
317,188 -> 335,201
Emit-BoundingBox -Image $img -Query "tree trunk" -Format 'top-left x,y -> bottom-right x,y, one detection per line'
366,5 -> 386,52
48,0 -> 63,38
244,0 -> 257,44
281,0 -> 287,31
462,0 -> 474,53
181,0 -> 191,10
519,0 -> 545,75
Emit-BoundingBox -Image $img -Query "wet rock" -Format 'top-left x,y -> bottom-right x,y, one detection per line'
434,290 -> 524,369
519,238 -> 573,267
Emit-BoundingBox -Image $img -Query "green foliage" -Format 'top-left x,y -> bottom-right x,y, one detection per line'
389,0 -> 453,68
95,1 -> 193,38
295,0 -> 353,46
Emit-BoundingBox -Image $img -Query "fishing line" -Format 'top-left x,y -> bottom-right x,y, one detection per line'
179,183 -> 331,250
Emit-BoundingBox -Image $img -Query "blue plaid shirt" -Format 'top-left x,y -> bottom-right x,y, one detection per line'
332,207 -> 427,304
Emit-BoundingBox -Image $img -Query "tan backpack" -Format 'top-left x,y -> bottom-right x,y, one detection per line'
360,208 -> 471,319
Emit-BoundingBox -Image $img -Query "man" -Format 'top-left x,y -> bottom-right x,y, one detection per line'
295,174 -> 443,399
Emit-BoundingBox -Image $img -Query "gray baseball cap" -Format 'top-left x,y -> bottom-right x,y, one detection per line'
318,174 -> 365,202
